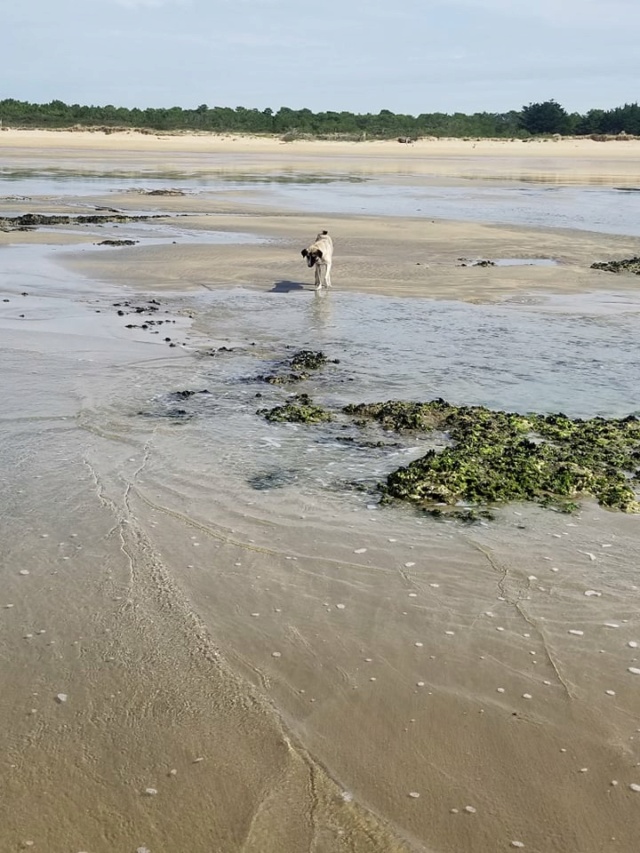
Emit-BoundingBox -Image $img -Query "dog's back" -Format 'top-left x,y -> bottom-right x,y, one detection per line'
314,230 -> 333,256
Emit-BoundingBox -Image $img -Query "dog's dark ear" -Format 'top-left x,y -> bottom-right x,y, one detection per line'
301,249 -> 308,258
316,249 -> 323,259
321,230 -> 328,235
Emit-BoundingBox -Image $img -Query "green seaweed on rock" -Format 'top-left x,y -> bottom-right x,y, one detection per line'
257,349 -> 339,385
345,400 -> 640,514
258,394 -> 333,424
591,257 -> 640,275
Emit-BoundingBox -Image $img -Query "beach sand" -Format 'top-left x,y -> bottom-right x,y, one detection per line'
1,131 -> 640,853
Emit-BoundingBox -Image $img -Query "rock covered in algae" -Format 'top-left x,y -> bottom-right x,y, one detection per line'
344,399 -> 640,514
591,257 -> 640,275
257,349 -> 339,384
258,394 -> 333,424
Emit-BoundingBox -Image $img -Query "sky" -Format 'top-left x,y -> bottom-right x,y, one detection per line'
3,0 -> 639,115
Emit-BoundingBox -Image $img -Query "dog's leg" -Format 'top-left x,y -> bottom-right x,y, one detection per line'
315,265 -> 322,289
325,263 -> 332,288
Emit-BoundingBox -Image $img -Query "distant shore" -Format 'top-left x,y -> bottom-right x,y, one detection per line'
2,128 -> 640,183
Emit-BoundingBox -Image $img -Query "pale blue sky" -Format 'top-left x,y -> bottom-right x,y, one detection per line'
4,0 -> 639,114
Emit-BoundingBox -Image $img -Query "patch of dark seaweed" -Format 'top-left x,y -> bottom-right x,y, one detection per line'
0,212 -> 163,231
96,239 -> 138,247
289,350 -> 339,371
137,407 -> 193,422
591,257 -> 640,275
248,469 -> 299,490
258,394 -> 333,424
254,349 -> 340,386
330,434 -> 403,450
345,400 -> 640,513
169,389 -> 210,400
140,188 -> 187,196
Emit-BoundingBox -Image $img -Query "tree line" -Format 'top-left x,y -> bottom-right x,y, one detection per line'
0,98 -> 638,138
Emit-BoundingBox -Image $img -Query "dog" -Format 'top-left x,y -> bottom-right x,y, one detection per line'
301,230 -> 333,289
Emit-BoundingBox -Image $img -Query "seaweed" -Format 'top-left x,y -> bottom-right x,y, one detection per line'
257,349 -> 339,384
591,257 -> 640,275
345,400 -> 640,514
0,212 -> 161,231
258,394 -> 333,424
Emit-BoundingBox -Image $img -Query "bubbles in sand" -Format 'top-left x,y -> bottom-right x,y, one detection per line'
404,562 -> 416,568
568,630 -> 584,636
55,693 -> 68,704
584,590 -> 601,597
408,592 -> 417,598
628,641 -> 639,649
408,791 -> 420,799
19,570 -> 30,576
143,788 -> 158,796
604,623 -> 620,629
414,642 -> 424,648
354,548 -> 367,554
497,687 -> 505,693
628,667 -> 640,675
464,805 -> 477,814
629,783 -> 640,792
605,690 -> 616,696
271,651 -> 282,658
522,693 -> 532,700
335,603 -> 346,610
511,843 -> 525,849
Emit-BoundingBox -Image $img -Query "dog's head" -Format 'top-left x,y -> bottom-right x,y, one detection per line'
301,247 -> 323,268
301,231 -> 329,267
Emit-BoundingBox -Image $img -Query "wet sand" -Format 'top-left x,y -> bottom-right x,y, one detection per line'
1,132 -> 640,853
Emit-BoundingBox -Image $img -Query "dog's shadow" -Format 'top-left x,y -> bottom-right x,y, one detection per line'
269,280 -> 307,293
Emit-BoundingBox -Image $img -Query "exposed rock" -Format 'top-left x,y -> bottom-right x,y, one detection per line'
591,257 -> 640,275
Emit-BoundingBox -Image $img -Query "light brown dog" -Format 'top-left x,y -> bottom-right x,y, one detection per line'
301,230 -> 333,289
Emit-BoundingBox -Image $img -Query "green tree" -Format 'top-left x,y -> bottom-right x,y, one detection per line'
520,100 -> 570,134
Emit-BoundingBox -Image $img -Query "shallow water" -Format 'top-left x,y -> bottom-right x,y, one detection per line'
3,169 -> 640,236
492,257 -> 559,266
267,180 -> 640,237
